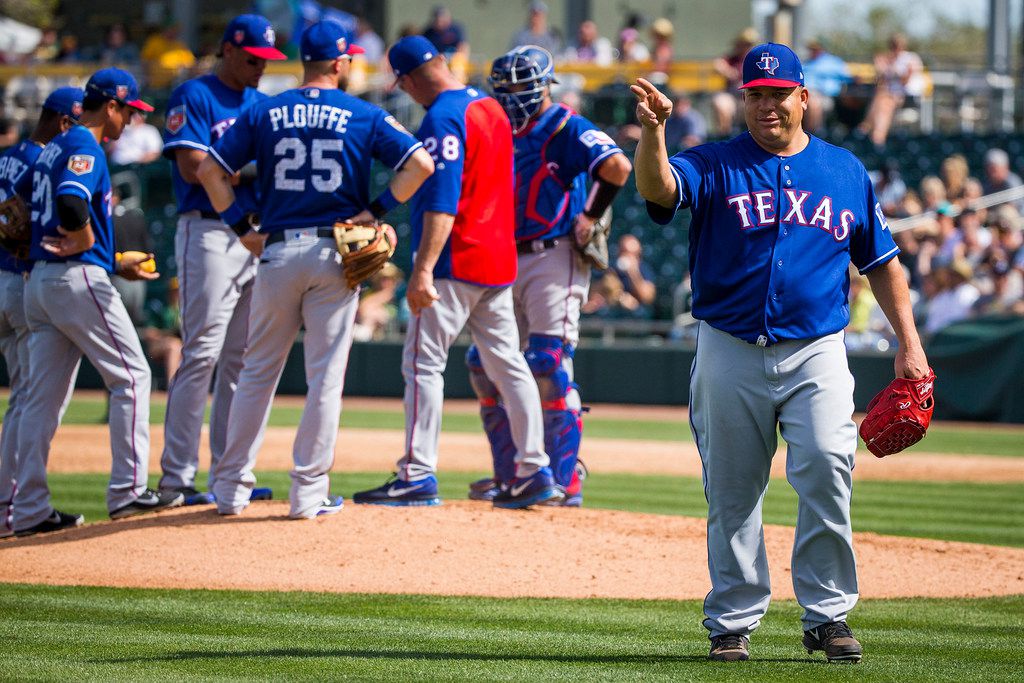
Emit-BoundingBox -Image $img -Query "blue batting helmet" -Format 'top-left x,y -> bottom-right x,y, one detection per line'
488,45 -> 558,133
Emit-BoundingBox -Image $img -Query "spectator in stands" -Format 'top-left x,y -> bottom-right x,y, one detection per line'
97,23 -> 140,66
56,34 -> 81,63
940,154 -> 973,207
31,27 -> 59,63
144,277 -> 183,388
859,33 -> 924,148
649,18 -> 674,73
871,159 -> 907,215
663,91 -> 707,151
982,148 -> 1024,212
616,13 -> 649,64
0,119 -> 18,149
989,204 -> 1023,264
423,6 -> 467,58
353,263 -> 403,341
711,28 -> 757,136
919,175 -> 947,211
354,16 -> 384,64
141,19 -> 196,88
564,19 -> 613,66
923,260 -> 980,334
802,38 -> 850,133
973,260 -> 1024,317
934,203 -> 960,263
509,1 -> 561,55
953,209 -> 991,268
108,111 -> 163,165
612,234 -> 657,316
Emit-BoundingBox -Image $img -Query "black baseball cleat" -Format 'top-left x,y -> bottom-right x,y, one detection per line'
110,488 -> 185,520
708,633 -> 749,661
15,509 -> 84,537
803,621 -> 863,663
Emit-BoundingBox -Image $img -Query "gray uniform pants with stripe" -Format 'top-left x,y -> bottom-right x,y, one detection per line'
691,321 -> 859,637
159,216 -> 256,492
0,271 -> 32,533
212,233 -> 358,519
397,279 -> 548,480
14,262 -> 151,528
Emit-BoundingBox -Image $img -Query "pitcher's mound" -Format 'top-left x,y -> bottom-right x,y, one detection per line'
2,501 -> 1021,599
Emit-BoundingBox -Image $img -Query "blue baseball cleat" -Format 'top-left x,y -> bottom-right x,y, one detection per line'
493,467 -> 563,509
467,477 -> 503,501
250,487 -> 273,501
352,474 -> 442,506
314,495 -> 344,516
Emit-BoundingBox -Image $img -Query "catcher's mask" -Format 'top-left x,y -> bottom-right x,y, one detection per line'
488,45 -> 559,133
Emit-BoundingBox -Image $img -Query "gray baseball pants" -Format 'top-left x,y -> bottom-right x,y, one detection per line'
14,262 -> 151,528
691,321 -> 859,637
212,232 -> 358,519
159,215 -> 256,492
397,279 -> 549,480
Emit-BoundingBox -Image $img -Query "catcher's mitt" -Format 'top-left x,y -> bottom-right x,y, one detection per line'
0,194 -> 31,260
333,221 -> 397,289
574,208 -> 612,271
859,368 -> 936,457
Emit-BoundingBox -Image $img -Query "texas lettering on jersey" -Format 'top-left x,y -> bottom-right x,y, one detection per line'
726,189 -> 859,242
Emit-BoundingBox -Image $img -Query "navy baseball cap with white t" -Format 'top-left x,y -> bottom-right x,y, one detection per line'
85,68 -> 154,112
740,42 -> 804,89
42,86 -> 84,120
300,20 -> 365,61
388,35 -> 437,77
222,14 -> 287,60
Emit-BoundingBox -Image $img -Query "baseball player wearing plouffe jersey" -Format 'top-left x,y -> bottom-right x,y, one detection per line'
158,14 -> 286,506
0,88 -> 82,538
465,46 -> 632,506
197,21 -> 433,519
353,36 -> 561,509
13,69 -> 184,536
633,44 -> 929,663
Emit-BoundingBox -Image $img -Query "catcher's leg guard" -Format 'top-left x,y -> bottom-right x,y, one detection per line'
524,335 -> 583,493
465,345 -> 516,485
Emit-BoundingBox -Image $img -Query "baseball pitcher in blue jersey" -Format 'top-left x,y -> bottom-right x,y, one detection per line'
464,46 -> 631,506
13,69 -> 186,536
633,44 -> 929,662
196,21 -> 433,519
0,88 -> 82,538
158,14 -> 287,507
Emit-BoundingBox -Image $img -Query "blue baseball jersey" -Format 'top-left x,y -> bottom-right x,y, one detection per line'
513,104 -> 623,241
648,132 -> 899,344
0,139 -> 43,272
409,87 -> 517,287
162,74 -> 264,215
30,125 -> 116,271
209,86 -> 421,233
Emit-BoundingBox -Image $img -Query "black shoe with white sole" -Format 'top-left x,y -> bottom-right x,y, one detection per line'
110,488 -> 184,520
708,633 -> 749,661
15,509 -> 84,537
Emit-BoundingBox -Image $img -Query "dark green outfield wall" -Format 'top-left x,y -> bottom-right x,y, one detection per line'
8,316 -> 1021,423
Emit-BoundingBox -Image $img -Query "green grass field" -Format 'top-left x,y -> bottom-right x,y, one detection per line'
4,397 -> 1022,680
3,397 -> 1022,457
0,585 -> 1021,681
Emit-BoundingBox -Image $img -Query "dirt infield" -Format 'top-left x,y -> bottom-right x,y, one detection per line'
2,501 -> 1022,600
43,424 -> 1024,483
4,416 -> 1022,600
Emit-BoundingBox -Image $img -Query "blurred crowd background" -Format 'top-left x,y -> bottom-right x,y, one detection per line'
1,0 -> 1022,370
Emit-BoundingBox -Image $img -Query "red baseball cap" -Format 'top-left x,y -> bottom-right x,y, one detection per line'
222,14 -> 287,60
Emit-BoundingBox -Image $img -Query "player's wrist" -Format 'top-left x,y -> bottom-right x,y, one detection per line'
368,188 -> 400,220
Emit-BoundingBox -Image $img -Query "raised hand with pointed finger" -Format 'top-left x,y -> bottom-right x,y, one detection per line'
630,77 -> 673,129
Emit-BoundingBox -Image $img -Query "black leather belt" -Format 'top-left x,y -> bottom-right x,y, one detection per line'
198,211 -> 220,220
517,237 -> 560,255
265,228 -> 335,245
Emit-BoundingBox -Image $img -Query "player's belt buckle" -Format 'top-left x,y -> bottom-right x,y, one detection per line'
285,228 -> 317,241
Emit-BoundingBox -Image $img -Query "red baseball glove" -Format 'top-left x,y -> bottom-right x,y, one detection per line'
859,368 -> 936,457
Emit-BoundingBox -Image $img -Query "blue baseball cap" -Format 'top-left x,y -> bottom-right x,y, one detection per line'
300,21 -> 365,62
740,42 -> 804,89
388,35 -> 437,77
85,68 -> 153,112
43,86 -> 84,120
222,14 -> 287,60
